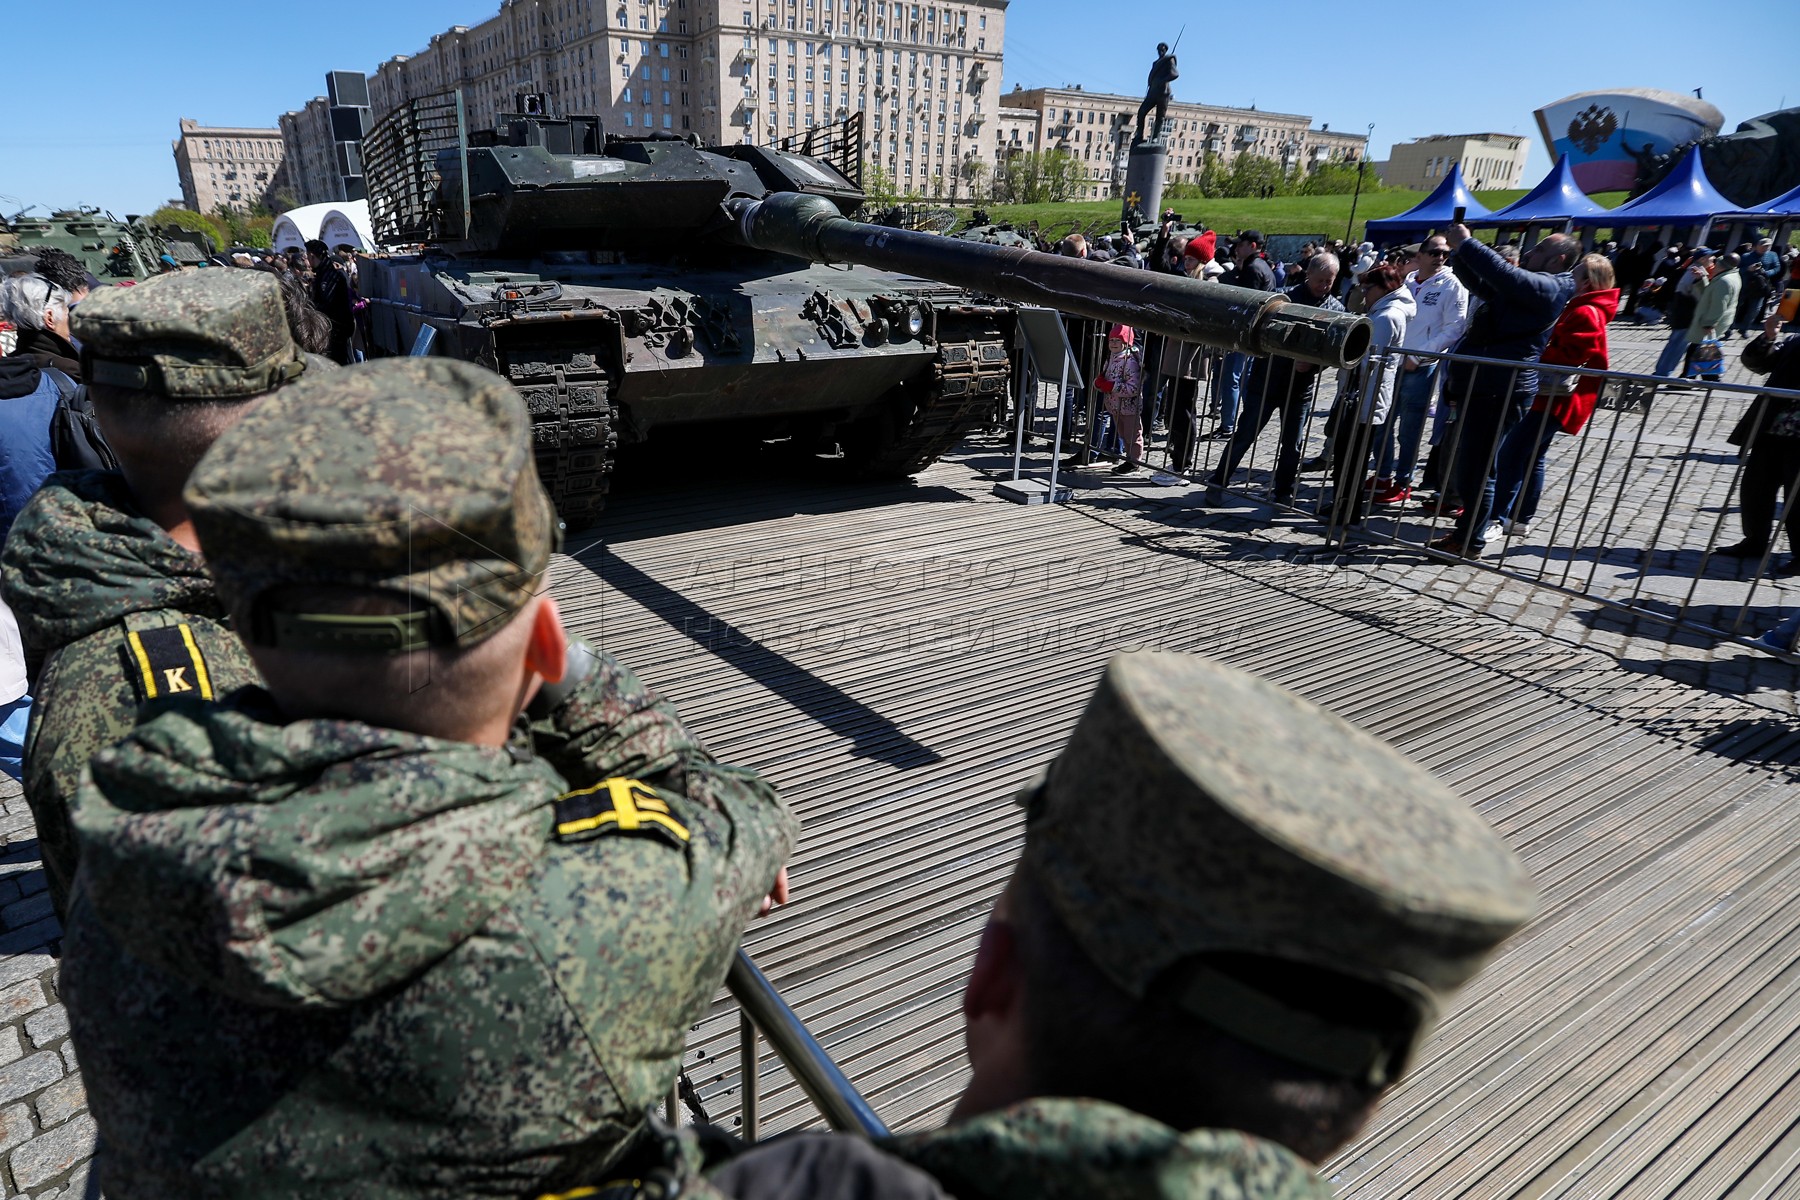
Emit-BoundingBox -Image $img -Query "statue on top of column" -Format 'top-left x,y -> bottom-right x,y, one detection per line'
1134,43 -> 1178,145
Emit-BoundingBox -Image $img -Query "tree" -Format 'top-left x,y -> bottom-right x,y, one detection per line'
1220,154 -> 1288,199
956,157 -> 989,202
861,162 -> 901,209
1298,161 -> 1379,197
1196,152 -> 1227,199
206,205 -> 277,250
990,150 -> 1084,204
150,206 -> 226,254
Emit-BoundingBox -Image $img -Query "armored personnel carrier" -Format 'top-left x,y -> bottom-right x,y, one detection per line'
4,208 -> 171,281
359,95 -> 1368,528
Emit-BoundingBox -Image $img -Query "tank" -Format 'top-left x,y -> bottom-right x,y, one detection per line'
4,208 -> 172,281
359,94 -> 1369,528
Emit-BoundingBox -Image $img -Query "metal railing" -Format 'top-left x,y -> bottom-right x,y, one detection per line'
1013,324 -> 1800,652
664,949 -> 890,1141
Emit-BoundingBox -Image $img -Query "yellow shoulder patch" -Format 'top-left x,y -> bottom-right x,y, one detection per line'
553,778 -> 690,848
124,624 -> 216,702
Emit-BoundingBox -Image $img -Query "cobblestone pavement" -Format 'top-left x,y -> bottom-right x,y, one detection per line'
1025,318 -> 1800,717
0,775 -> 90,1200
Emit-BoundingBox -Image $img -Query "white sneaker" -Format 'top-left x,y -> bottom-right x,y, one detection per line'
1480,520 -> 1505,543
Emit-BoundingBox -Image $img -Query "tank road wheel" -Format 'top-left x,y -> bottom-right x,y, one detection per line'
502,346 -> 617,531
845,314 -> 1013,479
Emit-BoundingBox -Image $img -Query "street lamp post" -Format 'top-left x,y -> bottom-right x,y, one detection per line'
1345,122 -> 1374,245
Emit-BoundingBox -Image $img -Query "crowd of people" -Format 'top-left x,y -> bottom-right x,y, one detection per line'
1,239 -> 364,368
1042,212 -> 1800,568
0,258 -> 1553,1199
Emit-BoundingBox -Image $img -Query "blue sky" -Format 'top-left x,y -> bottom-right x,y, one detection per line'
2,0 -> 1795,218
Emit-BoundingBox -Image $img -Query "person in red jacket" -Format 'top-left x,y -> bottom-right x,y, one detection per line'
1487,254 -> 1620,538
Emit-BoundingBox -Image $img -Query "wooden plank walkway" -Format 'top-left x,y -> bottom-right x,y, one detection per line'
555,446 -> 1800,1197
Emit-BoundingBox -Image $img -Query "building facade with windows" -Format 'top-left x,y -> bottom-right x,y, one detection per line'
345,0 -> 1007,201
278,99 -> 343,208
276,0 -> 1378,212
171,119 -> 288,213
1379,133 -> 1530,191
998,87 -> 1369,201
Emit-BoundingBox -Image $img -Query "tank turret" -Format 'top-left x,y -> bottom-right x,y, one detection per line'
360,95 -> 1369,527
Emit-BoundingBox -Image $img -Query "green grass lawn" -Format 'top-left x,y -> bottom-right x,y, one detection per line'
973,189 -> 1635,240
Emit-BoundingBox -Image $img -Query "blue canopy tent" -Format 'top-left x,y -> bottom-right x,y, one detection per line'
1364,165 -> 1492,246
1732,182 -> 1800,252
1743,182 -> 1800,217
1471,154 -> 1612,228
1604,145 -> 1759,243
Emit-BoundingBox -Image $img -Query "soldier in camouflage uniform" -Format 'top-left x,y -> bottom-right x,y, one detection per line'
705,652 -> 1538,1200
59,357 -> 796,1199
1,269 -> 311,919
56,357 -> 796,1198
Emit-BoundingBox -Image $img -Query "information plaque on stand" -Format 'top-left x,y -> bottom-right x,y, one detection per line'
996,306 -> 1081,506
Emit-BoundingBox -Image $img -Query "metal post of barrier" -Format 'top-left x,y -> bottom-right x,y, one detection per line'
1489,387 -> 1561,567
725,951 -> 890,1139
1627,382 -> 1717,611
739,1010 -> 760,1143
1326,357 -> 1388,545
1420,364 -> 1479,546
1048,352 -> 1069,498
1553,374 -> 1636,591
1009,338 -> 1031,483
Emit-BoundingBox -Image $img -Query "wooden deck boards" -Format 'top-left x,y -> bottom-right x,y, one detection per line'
552,449 -> 1800,1195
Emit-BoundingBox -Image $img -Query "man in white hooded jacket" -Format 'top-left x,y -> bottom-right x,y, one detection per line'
1326,261 -> 1416,526
1371,238 -> 1470,505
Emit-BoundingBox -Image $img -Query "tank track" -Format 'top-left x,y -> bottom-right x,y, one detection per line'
858,312 -> 1013,477
502,345 -> 616,531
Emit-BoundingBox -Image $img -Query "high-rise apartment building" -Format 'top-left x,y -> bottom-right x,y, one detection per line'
279,99 -> 341,207
360,0 -> 1008,201
171,119 -> 288,213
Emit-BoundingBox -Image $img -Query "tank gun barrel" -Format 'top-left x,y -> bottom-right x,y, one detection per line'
726,193 -> 1370,369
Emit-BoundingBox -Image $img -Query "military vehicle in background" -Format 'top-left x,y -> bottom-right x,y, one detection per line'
954,221 -> 1035,248
357,93 -> 1369,528
1,208 -> 181,281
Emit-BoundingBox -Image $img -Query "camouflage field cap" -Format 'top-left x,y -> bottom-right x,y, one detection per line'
72,270 -> 306,400
186,358 -> 559,654
1020,652 -> 1538,1088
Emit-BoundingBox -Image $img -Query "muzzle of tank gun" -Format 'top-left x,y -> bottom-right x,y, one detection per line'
724,193 -> 1371,369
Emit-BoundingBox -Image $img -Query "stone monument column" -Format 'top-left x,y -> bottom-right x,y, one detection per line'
1123,143 -> 1168,229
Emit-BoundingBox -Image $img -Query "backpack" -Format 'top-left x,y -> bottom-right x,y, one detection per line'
42,369 -> 118,473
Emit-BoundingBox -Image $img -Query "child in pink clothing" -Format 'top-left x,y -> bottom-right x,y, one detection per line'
1096,324 -> 1144,473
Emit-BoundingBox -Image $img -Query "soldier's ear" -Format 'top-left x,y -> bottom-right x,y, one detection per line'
525,595 -> 570,685
962,915 -> 1021,1022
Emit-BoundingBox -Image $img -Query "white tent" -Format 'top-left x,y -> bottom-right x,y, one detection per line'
271,200 -> 376,252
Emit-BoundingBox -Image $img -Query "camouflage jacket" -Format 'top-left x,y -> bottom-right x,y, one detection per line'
0,470 -> 258,918
704,1099 -> 1335,1200
881,1099 -> 1335,1200
62,652 -> 796,1200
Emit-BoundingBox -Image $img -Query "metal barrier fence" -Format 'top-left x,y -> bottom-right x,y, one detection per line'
1014,325 -> 1800,652
665,950 -> 890,1141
